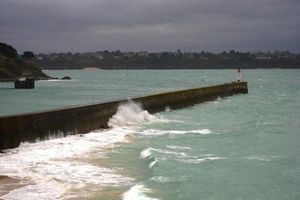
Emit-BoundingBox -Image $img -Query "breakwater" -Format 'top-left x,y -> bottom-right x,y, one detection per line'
0,82 -> 247,150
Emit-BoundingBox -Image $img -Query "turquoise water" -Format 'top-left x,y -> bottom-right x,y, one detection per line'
1,69 -> 235,116
0,69 -> 300,200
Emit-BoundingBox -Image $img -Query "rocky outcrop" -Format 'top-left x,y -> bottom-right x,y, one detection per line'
61,76 -> 71,80
0,54 -> 51,82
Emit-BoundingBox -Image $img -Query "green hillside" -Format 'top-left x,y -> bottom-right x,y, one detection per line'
0,42 -> 50,82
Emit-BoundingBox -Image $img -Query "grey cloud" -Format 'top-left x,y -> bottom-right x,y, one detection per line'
0,0 -> 299,53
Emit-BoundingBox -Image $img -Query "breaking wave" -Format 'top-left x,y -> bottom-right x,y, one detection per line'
0,100 -> 167,199
108,101 -> 156,127
140,146 -> 225,166
123,184 -> 159,200
140,129 -> 213,136
140,147 -> 159,169
0,127 -> 134,199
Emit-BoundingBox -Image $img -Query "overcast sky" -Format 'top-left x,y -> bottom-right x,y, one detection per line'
1,0 -> 299,53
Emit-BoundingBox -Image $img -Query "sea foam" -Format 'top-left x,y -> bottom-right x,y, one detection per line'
0,128 -> 134,199
108,101 -> 156,127
123,184 -> 159,200
0,101 -> 162,199
140,128 -> 213,136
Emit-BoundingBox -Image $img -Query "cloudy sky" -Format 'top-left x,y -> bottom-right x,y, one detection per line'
0,0 -> 299,53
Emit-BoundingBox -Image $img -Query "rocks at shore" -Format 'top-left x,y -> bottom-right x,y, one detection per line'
61,76 -> 71,80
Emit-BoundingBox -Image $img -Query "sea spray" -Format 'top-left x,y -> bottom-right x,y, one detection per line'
0,101 -> 161,199
108,101 -> 156,127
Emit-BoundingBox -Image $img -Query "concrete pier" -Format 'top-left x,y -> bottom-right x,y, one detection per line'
0,82 -> 248,150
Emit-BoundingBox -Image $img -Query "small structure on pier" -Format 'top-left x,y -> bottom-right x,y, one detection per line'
15,77 -> 35,89
237,68 -> 241,82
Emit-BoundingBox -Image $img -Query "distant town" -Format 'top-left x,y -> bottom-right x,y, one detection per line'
35,50 -> 300,69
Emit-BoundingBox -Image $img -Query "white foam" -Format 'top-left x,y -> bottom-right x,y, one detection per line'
139,148 -> 159,169
140,147 -> 225,165
166,145 -> 191,150
243,156 -> 271,162
108,101 -> 156,127
0,127 -> 134,199
150,176 -> 172,183
2,181 -> 65,200
150,176 -> 187,183
165,106 -> 171,112
158,149 -> 189,158
149,160 -> 158,169
140,129 -> 213,136
122,184 -> 159,200
0,101 -> 170,199
140,147 -> 154,159
178,156 -> 226,164
140,147 -> 190,163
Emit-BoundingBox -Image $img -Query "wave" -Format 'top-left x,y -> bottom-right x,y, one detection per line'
0,127 -> 134,199
108,101 -> 157,127
1,101 -> 206,199
140,146 -> 192,170
149,160 -> 158,169
140,128 -> 213,136
140,147 -> 189,160
0,101 -> 167,199
139,147 -> 159,169
123,184 -> 159,200
140,147 -> 226,166
242,156 -> 275,162
166,145 -> 191,150
141,147 -> 192,158
2,181 -> 65,200
140,147 -> 154,159
178,156 -> 226,164
150,176 -> 187,183
150,176 -> 172,183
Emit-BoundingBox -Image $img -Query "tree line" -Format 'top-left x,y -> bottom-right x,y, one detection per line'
35,50 -> 300,69
0,42 -> 35,61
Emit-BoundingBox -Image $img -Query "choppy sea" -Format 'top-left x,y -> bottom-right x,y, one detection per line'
0,69 -> 300,200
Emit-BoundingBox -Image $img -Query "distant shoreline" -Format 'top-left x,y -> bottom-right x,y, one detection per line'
39,67 -> 300,70
34,50 -> 300,70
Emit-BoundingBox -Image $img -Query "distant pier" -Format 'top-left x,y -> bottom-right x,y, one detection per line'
0,82 -> 248,150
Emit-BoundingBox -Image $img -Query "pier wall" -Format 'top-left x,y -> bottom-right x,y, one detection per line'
0,82 -> 247,150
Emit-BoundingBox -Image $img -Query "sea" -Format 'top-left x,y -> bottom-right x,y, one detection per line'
0,69 -> 299,200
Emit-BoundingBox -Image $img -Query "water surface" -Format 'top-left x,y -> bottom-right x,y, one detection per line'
0,69 -> 299,200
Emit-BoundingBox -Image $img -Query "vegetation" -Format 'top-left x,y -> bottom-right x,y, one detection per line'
22,51 -> 35,60
0,42 -> 50,81
35,50 -> 300,69
0,42 -> 18,59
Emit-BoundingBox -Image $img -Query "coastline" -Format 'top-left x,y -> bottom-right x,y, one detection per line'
39,67 -> 300,70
